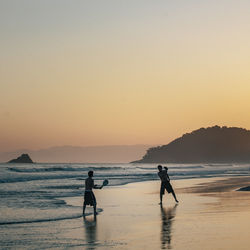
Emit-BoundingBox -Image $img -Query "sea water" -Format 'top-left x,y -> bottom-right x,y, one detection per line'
0,162 -> 250,225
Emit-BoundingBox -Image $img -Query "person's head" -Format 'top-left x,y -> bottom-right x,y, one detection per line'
88,170 -> 94,177
158,165 -> 162,171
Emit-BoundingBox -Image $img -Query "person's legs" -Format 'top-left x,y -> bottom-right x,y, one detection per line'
83,191 -> 87,215
94,204 -> 97,215
91,192 -> 98,215
159,193 -> 163,204
171,190 -> 178,203
159,182 -> 164,204
83,203 -> 86,215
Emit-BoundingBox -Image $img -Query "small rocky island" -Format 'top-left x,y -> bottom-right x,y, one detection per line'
8,154 -> 34,163
133,126 -> 250,163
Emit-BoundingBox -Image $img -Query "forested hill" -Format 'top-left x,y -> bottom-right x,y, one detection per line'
133,126 -> 250,163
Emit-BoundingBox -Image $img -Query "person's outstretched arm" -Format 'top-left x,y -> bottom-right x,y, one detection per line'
94,184 -> 103,189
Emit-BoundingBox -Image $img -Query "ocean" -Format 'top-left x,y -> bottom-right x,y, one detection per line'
0,162 -> 250,225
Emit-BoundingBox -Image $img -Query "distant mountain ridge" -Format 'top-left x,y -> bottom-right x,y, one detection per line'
0,145 -> 152,163
133,126 -> 250,163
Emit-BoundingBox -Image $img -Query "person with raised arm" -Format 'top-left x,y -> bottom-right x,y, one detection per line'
158,165 -> 178,204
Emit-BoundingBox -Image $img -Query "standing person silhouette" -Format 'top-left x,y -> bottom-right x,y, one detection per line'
83,171 -> 103,216
158,165 -> 178,204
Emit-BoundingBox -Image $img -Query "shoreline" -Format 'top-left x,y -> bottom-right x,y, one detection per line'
69,176 -> 250,249
176,176 -> 250,193
1,176 -> 250,249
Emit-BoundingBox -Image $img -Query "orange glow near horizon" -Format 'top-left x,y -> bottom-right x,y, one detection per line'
1,1 -> 250,152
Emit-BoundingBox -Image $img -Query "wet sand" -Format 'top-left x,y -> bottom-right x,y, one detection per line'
1,177 -> 250,249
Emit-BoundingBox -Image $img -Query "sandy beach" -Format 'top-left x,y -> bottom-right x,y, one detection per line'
1,177 -> 250,249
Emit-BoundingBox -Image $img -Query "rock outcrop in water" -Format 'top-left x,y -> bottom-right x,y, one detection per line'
8,154 -> 33,163
133,126 -> 250,163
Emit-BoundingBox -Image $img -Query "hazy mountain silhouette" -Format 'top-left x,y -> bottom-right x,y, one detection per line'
133,126 -> 250,163
0,145 -> 152,163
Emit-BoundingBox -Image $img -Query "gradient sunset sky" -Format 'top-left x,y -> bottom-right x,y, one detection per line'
1,0 -> 250,152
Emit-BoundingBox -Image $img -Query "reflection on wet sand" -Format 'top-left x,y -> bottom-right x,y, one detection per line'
83,216 -> 98,249
160,204 -> 178,249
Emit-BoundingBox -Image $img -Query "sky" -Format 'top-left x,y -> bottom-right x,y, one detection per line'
1,0 -> 250,152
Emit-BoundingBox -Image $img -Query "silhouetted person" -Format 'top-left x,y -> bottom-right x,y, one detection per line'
83,171 -> 103,216
158,165 -> 178,204
160,204 -> 178,249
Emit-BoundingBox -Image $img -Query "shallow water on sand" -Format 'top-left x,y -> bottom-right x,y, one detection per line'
1,163 -> 250,249
1,162 -> 250,225
1,178 -> 250,249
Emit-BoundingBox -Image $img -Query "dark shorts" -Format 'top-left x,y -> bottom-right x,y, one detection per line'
84,191 -> 96,206
160,181 -> 173,195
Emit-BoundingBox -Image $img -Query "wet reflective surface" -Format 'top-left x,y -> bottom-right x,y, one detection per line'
1,178 -> 250,249
160,204 -> 178,249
